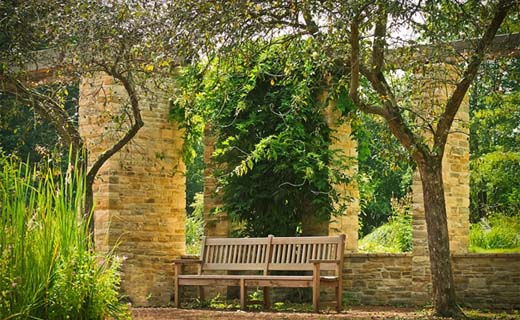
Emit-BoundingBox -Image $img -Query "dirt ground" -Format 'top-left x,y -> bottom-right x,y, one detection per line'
132,306 -> 520,320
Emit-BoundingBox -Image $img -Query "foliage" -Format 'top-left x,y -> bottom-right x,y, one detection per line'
186,192 -> 204,254
174,39 -> 353,236
359,195 -> 413,253
356,113 -> 414,237
470,58 -> 520,221
471,151 -> 520,219
0,85 -> 79,166
470,215 -> 520,251
0,153 -> 129,319
185,138 -> 204,218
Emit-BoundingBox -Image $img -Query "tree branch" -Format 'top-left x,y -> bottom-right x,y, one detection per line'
85,69 -> 144,187
372,4 -> 387,73
349,17 -> 360,104
359,65 -> 429,164
301,0 -> 319,36
7,78 -> 84,153
434,0 -> 513,158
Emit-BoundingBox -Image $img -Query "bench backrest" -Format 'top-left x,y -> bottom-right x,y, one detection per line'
270,235 -> 344,271
199,235 -> 345,274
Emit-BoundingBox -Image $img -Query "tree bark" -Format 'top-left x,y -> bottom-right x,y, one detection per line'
418,159 -> 464,318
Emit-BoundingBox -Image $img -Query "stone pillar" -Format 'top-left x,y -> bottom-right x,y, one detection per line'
79,73 -> 186,306
203,124 -> 230,237
410,63 -> 470,304
324,103 -> 360,252
442,99 -> 470,253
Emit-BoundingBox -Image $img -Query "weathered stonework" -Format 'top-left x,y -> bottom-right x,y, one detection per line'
203,125 -> 230,238
344,253 -> 413,305
343,253 -> 520,309
324,105 -> 360,252
79,73 -> 186,306
452,253 -> 520,309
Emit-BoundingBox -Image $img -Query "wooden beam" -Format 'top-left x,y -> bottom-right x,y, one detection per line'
451,33 -> 520,57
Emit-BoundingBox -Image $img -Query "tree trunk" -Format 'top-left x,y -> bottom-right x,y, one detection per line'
418,160 -> 464,318
85,173 -> 95,242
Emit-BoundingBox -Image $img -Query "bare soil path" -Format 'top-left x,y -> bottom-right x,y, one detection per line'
132,307 -> 519,320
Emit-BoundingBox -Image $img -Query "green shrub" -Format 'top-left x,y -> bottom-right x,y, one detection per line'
359,196 -> 412,253
186,192 -> 204,254
470,151 -> 520,221
0,153 -> 129,319
470,215 -> 520,251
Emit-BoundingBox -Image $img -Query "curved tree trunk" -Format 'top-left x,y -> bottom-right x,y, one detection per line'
418,160 -> 464,318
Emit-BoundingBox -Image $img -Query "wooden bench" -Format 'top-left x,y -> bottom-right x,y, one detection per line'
173,234 -> 345,312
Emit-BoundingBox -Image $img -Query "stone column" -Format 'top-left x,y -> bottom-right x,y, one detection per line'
410,63 -> 470,304
79,73 -> 186,306
203,124 -> 230,238
324,103 -> 360,252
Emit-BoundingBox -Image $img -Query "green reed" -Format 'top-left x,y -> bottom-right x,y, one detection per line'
0,154 -> 128,319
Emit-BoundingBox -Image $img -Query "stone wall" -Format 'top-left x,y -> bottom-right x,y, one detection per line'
79,73 -> 186,306
342,253 -> 520,309
344,254 -> 413,305
452,253 -> 520,309
79,67 -> 519,311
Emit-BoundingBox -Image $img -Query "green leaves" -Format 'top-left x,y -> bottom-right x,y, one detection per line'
175,39 -> 352,236
0,154 -> 129,319
470,58 -> 520,221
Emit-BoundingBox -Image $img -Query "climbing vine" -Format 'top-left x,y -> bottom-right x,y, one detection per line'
173,39 -> 353,236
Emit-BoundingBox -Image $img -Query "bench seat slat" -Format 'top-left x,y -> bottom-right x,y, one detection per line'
179,274 -> 338,282
178,275 -> 313,287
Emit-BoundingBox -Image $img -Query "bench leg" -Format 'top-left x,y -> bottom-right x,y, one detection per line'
335,285 -> 342,312
240,278 -> 246,310
263,287 -> 271,309
198,286 -> 205,302
174,279 -> 180,308
336,287 -> 343,312
174,264 -> 181,308
312,264 -> 321,312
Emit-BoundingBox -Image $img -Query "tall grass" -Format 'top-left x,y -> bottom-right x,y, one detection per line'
0,154 -> 129,319
470,215 -> 520,252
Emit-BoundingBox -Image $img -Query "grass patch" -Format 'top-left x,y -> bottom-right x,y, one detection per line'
464,309 -> 520,320
470,215 -> 520,252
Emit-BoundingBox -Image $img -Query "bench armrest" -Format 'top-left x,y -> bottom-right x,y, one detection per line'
309,259 -> 341,264
173,259 -> 202,265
